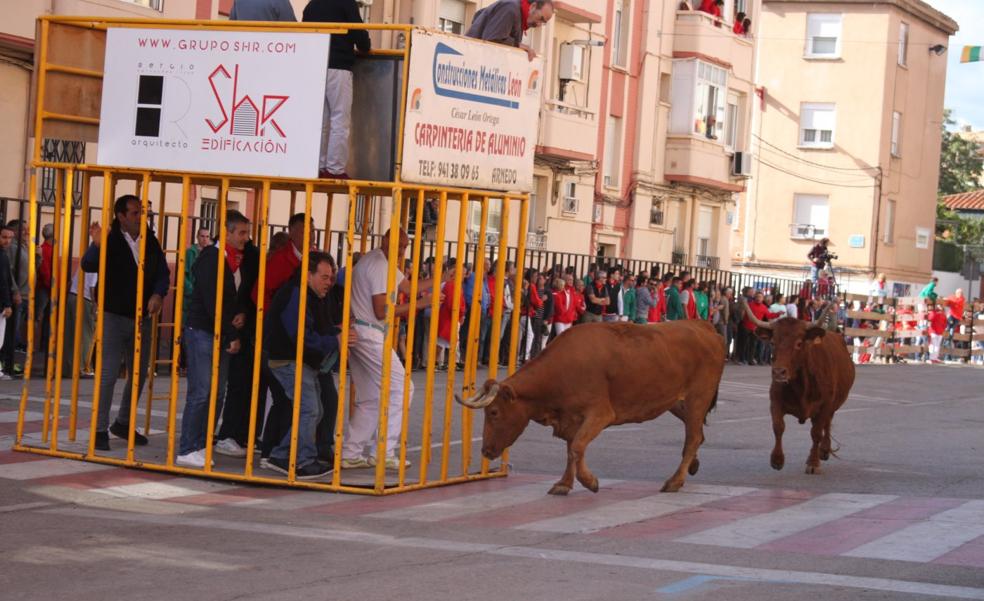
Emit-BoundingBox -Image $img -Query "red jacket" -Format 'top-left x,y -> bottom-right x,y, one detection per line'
253,243 -> 301,308
654,284 -> 667,322
700,0 -> 722,17
39,241 -> 54,291
743,300 -> 780,332
525,283 -> 542,317
732,20 -> 745,34
572,289 -> 586,319
928,310 -> 947,336
438,280 -> 465,341
945,296 -> 965,321
553,287 -> 576,324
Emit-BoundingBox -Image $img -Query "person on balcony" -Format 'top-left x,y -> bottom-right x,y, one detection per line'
466,0 -> 555,61
733,11 -> 746,34
303,0 -> 371,180
699,0 -> 723,19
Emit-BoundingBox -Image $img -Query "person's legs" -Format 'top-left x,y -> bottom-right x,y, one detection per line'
178,327 -> 215,456
478,314 -> 492,364
321,68 -> 354,175
316,371 -> 338,462
218,336 -> 254,446
81,299 -> 95,372
343,333 -> 382,460
260,361 -> 292,458
113,317 -> 152,429
383,348 -> 411,459
95,313 -> 129,433
62,293 -> 78,377
271,363 -> 322,467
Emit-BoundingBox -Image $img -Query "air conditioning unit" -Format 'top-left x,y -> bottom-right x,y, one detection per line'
593,204 -> 603,223
731,151 -> 753,177
558,44 -> 585,82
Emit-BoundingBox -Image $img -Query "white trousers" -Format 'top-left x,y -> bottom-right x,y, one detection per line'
343,325 -> 413,460
319,68 -> 354,173
553,322 -> 571,338
929,333 -> 943,361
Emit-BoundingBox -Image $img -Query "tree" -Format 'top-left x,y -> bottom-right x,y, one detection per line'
938,109 -> 983,196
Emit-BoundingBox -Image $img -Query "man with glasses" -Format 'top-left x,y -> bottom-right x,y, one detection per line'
466,0 -> 554,61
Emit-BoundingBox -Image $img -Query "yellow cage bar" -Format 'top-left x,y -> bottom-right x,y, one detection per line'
14,16 -> 532,496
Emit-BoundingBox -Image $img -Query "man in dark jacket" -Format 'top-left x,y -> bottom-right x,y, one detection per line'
264,252 -> 350,479
0,226 -> 15,380
80,195 -> 170,451
176,210 -> 250,468
466,0 -> 554,60
303,0 -> 371,180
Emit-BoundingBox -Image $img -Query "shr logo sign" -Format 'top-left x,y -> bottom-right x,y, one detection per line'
205,64 -> 289,138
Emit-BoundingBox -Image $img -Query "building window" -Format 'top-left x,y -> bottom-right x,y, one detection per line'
469,198 -> 503,234
40,139 -> 85,207
791,194 -> 829,239
884,199 -> 896,244
725,98 -> 739,151
805,13 -> 842,59
355,194 -> 376,233
612,0 -> 630,68
915,227 -> 930,249
200,198 -> 218,232
561,180 -> 578,214
438,0 -> 465,34
696,206 -> 713,261
604,116 -> 622,187
891,111 -> 902,157
668,59 -> 727,142
650,198 -> 664,226
799,103 -> 836,149
898,22 -> 909,66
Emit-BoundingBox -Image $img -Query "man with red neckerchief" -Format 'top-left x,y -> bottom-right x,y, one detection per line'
466,0 -> 555,61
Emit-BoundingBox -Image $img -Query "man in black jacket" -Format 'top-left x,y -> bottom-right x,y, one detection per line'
303,0 -> 371,180
177,211 -> 250,468
264,252 -> 350,479
80,195 -> 170,451
0,226 -> 15,380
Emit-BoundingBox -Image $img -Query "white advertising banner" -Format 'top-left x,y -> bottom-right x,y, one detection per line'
400,29 -> 543,193
97,28 -> 330,179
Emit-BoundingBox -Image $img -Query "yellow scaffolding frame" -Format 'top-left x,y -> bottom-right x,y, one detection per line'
15,16 -> 531,496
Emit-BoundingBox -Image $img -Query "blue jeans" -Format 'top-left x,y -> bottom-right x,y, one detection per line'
179,327 -> 230,455
271,363 -> 322,468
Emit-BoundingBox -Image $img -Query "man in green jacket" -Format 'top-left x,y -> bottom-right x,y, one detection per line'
665,277 -> 685,320
919,277 -> 939,304
619,274 -> 637,322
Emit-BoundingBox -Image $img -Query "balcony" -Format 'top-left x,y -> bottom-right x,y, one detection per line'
526,231 -> 548,251
672,250 -> 688,265
790,223 -> 826,240
673,10 -> 754,83
664,135 -> 743,193
537,99 -> 599,162
695,255 -> 721,269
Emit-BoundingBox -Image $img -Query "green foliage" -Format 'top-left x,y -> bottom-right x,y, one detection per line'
936,201 -> 984,245
938,109 -> 983,196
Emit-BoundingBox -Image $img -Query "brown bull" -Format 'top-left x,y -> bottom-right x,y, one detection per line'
745,303 -> 855,474
456,320 -> 724,495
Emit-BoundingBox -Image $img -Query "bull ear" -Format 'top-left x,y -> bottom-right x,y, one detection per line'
755,326 -> 773,341
804,326 -> 826,343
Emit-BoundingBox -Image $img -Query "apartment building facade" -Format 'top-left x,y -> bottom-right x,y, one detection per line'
734,0 -> 957,296
3,0 -> 761,275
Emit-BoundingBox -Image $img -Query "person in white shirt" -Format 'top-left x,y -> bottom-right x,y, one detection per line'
342,228 -> 436,469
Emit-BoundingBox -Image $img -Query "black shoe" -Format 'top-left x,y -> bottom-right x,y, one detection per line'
94,431 -> 110,451
266,457 -> 331,480
109,421 -> 149,446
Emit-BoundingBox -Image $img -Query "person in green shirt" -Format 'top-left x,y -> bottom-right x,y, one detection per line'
620,273 -> 637,322
694,282 -> 710,320
180,227 -> 212,373
919,277 -> 939,304
665,276 -> 685,321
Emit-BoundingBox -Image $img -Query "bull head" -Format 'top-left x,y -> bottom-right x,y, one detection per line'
455,379 -> 530,460
747,302 -> 832,383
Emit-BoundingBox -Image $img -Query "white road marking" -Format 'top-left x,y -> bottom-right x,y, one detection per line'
41,507 -> 984,600
678,492 -> 897,548
844,500 -> 984,563
519,484 -> 757,534
0,458 -> 113,480
94,480 -> 240,500
0,501 -> 55,513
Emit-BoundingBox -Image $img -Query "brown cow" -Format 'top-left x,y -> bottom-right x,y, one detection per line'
744,303 -> 855,474
455,320 -> 724,495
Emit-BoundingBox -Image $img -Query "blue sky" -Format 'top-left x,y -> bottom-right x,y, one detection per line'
929,0 -> 984,130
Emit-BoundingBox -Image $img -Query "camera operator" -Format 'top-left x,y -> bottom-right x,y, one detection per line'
807,238 -> 836,284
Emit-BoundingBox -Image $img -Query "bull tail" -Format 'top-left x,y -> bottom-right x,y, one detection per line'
704,389 -> 719,425
828,432 -> 843,459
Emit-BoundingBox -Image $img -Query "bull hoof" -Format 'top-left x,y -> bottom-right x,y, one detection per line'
548,483 -> 571,496
688,458 -> 700,476
805,464 -> 822,475
578,475 -> 599,493
660,480 -> 683,493
770,454 -> 785,471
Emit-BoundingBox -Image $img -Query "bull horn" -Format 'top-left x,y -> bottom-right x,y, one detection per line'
455,381 -> 499,409
742,298 -> 773,329
812,301 -> 836,327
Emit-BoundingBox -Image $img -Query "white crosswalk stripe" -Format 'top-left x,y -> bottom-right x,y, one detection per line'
843,500 -> 984,563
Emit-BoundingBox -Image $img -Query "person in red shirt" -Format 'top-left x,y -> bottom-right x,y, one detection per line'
733,11 -> 746,34
699,0 -> 723,18
571,278 -> 587,324
252,213 -> 313,308
741,292 -> 781,365
927,303 -> 947,363
552,274 -> 576,337
436,260 -> 464,371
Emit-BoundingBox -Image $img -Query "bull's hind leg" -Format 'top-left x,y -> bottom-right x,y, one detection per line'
549,409 -> 612,496
670,403 -> 700,476
661,402 -> 706,493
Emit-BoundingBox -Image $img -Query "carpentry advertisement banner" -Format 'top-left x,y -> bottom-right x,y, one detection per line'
97,28 -> 330,179
401,29 -> 543,192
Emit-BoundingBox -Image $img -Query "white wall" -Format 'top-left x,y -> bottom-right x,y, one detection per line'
933,270 -> 981,300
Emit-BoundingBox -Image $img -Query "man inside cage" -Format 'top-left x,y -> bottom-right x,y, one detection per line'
80,195 -> 170,451
342,228 -> 437,469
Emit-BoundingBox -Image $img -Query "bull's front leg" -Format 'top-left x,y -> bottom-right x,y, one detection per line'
549,440 -> 577,496
770,401 -> 786,471
805,416 -> 824,474
548,411 -> 612,496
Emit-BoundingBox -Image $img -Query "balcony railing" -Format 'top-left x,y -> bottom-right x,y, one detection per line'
695,255 -> 720,269
790,223 -> 825,240
467,230 -> 501,246
526,231 -> 547,251
543,99 -> 596,121
672,251 -> 687,265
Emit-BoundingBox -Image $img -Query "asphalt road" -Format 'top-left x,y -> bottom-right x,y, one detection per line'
1,362 -> 983,601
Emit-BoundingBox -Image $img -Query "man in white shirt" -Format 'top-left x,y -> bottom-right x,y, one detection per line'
342,228 -> 436,469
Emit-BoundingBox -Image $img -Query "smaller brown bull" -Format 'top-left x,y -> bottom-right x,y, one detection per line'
744,302 -> 855,474
455,321 -> 725,495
